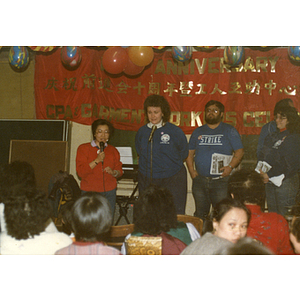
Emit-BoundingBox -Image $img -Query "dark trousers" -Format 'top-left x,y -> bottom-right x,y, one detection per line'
137,166 -> 187,215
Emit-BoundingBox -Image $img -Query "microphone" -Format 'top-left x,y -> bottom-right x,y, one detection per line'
148,125 -> 157,142
100,141 -> 105,152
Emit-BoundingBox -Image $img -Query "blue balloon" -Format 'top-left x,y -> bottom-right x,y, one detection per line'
288,46 -> 300,64
61,46 -> 82,68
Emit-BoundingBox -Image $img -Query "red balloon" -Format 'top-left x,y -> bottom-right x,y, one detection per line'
123,58 -> 144,76
102,47 -> 129,74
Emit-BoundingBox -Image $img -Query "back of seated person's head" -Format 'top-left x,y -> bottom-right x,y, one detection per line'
71,192 -> 112,242
4,189 -> 51,240
228,168 -> 265,206
290,217 -> 300,254
0,161 -> 36,203
218,237 -> 274,255
133,185 -> 177,236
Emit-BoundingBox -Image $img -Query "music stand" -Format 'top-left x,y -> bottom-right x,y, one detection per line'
115,147 -> 138,225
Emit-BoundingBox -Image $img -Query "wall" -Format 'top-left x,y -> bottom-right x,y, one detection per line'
0,48 -> 35,119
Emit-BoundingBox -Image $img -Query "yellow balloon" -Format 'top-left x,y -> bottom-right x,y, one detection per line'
128,46 -> 154,67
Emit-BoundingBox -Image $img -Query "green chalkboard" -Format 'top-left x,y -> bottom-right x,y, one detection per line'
0,119 -> 69,166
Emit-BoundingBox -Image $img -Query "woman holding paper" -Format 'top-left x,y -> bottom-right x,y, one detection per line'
257,105 -> 300,217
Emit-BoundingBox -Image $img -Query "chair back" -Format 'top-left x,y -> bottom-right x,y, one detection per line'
177,214 -> 203,235
106,224 -> 135,249
126,236 -> 162,255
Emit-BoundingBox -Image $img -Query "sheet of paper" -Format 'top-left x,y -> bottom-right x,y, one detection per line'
210,153 -> 233,175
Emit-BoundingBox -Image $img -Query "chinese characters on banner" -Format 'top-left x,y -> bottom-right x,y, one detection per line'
34,47 -> 300,135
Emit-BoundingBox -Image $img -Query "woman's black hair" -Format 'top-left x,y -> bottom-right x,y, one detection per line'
133,185 -> 177,235
0,160 -> 36,203
202,197 -> 251,234
4,190 -> 52,240
276,105 -> 300,133
143,95 -> 171,123
91,118 -> 115,139
228,168 -> 265,206
71,192 -> 112,242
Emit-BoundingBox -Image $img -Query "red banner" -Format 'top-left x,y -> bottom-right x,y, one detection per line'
35,47 -> 300,135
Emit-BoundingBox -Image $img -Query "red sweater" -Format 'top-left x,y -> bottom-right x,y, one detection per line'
246,204 -> 294,255
76,142 -> 123,193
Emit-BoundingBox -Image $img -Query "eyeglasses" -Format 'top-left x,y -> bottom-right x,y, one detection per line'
206,108 -> 219,114
96,130 -> 109,135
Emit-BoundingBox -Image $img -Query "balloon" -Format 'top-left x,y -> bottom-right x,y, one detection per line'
224,46 -> 245,67
61,46 -> 82,69
123,57 -> 144,76
8,46 -> 29,70
127,46 -> 154,67
102,46 -> 129,74
172,46 -> 192,62
288,46 -> 300,65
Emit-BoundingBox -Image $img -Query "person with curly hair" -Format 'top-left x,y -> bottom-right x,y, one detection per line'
76,119 -> 123,218
121,185 -> 200,255
55,192 -> 121,255
257,105 -> 300,216
0,162 -> 72,255
0,161 -> 57,234
135,95 -> 189,214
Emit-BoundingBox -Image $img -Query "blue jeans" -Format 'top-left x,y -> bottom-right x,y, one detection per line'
81,189 -> 116,221
265,173 -> 299,217
192,175 -> 229,221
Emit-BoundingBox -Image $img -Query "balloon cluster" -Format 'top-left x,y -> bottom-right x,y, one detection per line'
102,46 -> 154,76
61,46 -> 82,69
8,46 -> 30,71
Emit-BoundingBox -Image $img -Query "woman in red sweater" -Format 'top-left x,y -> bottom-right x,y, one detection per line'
76,119 -> 123,219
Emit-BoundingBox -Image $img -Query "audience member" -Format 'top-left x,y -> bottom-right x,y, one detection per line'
218,237 -> 274,255
121,185 -> 200,255
289,217 -> 300,254
0,162 -> 72,254
0,160 -> 58,234
228,168 -> 294,254
181,197 -> 250,255
55,192 -> 121,255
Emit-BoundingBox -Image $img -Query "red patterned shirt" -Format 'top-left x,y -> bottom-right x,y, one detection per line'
246,204 -> 294,255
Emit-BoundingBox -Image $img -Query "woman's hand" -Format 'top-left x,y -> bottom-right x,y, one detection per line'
97,151 -> 105,162
104,167 -> 119,177
260,169 -> 269,183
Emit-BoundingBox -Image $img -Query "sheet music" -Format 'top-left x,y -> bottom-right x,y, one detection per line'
116,147 -> 133,169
